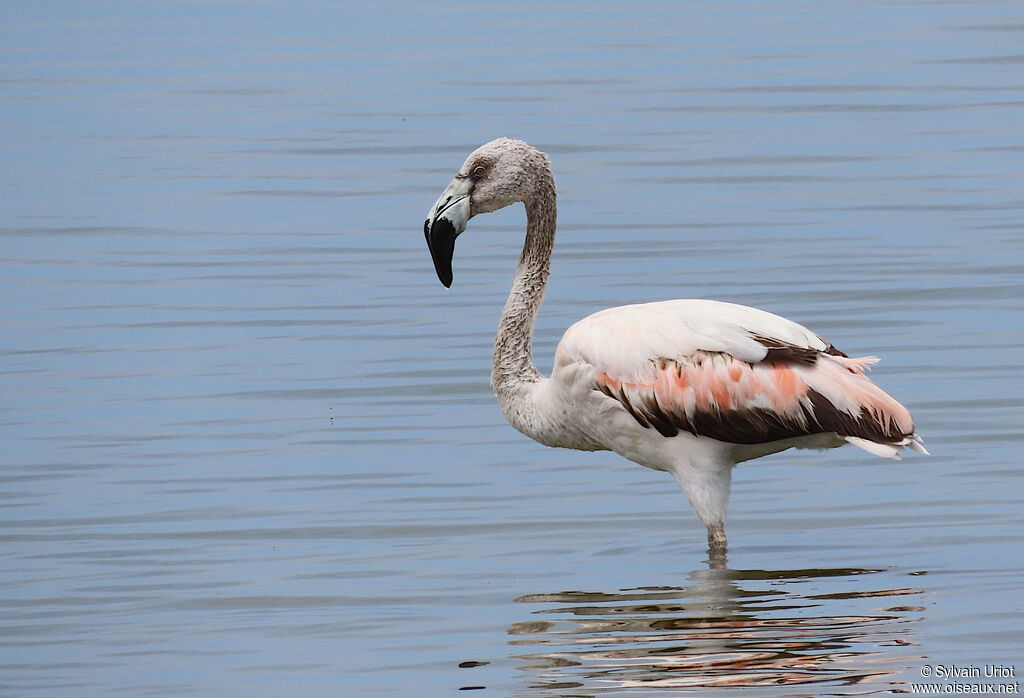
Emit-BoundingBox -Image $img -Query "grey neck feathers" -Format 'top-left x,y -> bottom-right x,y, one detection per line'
491,171 -> 556,399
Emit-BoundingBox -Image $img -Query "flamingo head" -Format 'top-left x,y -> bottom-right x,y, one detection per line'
424,138 -> 550,287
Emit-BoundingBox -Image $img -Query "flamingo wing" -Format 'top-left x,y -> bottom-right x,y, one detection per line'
554,300 -> 924,456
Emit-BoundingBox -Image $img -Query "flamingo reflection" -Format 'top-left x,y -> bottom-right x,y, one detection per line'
510,561 -> 924,693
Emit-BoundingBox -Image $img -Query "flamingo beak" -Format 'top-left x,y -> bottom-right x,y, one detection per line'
424,176 -> 472,288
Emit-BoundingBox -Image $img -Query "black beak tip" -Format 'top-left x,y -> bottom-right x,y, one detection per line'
425,217 -> 457,288
434,248 -> 454,288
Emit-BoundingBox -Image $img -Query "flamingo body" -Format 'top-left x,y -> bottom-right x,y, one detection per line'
424,139 -> 925,551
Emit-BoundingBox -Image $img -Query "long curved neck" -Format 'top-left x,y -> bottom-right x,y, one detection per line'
492,175 -> 556,399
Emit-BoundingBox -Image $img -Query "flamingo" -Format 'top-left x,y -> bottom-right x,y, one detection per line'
423,138 -> 926,552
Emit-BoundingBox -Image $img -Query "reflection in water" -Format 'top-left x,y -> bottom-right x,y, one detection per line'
510,563 -> 923,694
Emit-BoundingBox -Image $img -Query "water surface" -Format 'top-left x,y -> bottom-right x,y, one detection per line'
2,1 -> 1023,695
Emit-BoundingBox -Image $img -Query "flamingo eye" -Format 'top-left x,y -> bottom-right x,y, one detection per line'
473,165 -> 486,178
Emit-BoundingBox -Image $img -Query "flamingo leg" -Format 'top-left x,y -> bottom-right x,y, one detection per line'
707,521 -> 727,548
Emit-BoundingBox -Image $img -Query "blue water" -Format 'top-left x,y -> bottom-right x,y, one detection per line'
2,1 -> 1022,695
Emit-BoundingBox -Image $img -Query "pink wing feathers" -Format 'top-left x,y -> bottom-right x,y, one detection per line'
555,300 -> 925,457
593,350 -> 913,445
